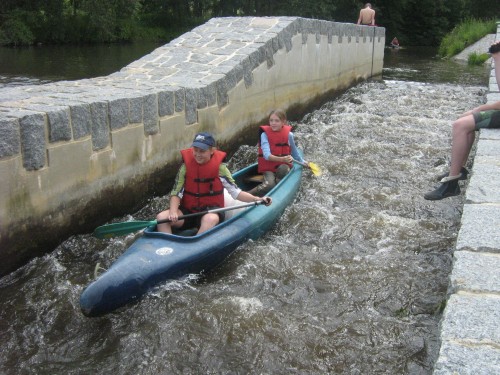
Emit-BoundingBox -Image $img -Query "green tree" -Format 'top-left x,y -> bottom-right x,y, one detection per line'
465,0 -> 500,19
1,0 -> 497,46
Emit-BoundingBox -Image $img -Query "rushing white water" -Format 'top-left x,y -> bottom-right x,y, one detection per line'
0,76 -> 487,374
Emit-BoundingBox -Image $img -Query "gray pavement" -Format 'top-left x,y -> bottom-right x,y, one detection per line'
433,24 -> 500,374
453,33 -> 495,63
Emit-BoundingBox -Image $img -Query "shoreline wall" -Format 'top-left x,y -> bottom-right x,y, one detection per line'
0,17 -> 385,276
433,23 -> 500,374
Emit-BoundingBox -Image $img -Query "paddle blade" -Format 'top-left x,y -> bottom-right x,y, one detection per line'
93,219 -> 157,239
308,162 -> 322,176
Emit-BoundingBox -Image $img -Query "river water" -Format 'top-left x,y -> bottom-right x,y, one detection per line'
0,41 -> 162,87
0,45 -> 491,374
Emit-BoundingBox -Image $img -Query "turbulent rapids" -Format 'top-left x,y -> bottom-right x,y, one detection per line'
0,78 -> 487,374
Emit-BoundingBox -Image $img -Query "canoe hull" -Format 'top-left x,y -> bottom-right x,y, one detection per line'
80,162 -> 303,316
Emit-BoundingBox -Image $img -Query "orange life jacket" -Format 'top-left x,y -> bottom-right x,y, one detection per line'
257,125 -> 292,173
180,148 -> 226,212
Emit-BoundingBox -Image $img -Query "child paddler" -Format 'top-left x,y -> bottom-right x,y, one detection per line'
156,132 -> 271,234
248,109 -> 309,196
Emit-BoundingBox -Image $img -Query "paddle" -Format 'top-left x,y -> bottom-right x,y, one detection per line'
93,200 -> 266,239
293,159 -> 322,176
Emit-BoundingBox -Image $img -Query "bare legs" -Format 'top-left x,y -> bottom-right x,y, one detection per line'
449,114 -> 476,177
196,213 -> 219,234
424,113 -> 476,200
156,211 -> 181,234
247,165 -> 290,196
156,211 -> 220,235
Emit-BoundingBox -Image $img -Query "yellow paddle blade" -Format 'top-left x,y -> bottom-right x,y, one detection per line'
308,162 -> 322,176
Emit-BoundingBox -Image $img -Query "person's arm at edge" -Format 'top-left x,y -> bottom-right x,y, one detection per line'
460,100 -> 500,117
220,165 -> 272,205
236,190 -> 271,205
289,132 -> 306,164
261,132 -> 272,160
165,165 -> 186,221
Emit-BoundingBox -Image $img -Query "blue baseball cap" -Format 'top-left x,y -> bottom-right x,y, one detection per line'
192,132 -> 216,150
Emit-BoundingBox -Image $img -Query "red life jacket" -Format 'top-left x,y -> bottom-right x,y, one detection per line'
180,148 -> 226,212
257,125 -> 292,173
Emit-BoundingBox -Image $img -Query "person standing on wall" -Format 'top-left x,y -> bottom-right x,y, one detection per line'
423,41 -> 500,200
357,3 -> 376,26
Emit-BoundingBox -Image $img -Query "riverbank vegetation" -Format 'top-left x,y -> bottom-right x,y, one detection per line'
467,52 -> 490,65
438,18 -> 497,58
0,0 -> 498,47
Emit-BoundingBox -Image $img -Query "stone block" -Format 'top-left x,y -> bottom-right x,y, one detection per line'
456,204 -> 500,252
480,128 -> 500,140
465,162 -> 500,203
451,250 -> 500,292
175,88 -> 185,113
242,57 -> 254,88
248,49 -> 264,70
205,83 -> 217,107
434,340 -> 500,375
0,117 -> 20,158
129,96 -> 143,124
109,98 -> 129,130
197,87 -> 207,109
264,41 -> 275,68
90,101 -> 110,151
184,88 -> 198,125
475,139 -> 500,155
20,112 -> 46,170
70,104 -> 91,140
143,93 -> 159,135
440,293 -> 500,343
487,92 -> 500,101
227,65 -> 243,91
158,90 -> 174,117
47,108 -> 72,142
216,79 -> 228,108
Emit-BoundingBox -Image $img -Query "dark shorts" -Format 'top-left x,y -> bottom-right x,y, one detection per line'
473,110 -> 500,130
177,208 -> 225,230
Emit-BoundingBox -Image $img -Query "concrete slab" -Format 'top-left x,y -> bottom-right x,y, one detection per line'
440,293 -> 500,344
434,340 -> 500,375
451,250 -> 500,292
456,204 -> 500,251
465,162 -> 500,203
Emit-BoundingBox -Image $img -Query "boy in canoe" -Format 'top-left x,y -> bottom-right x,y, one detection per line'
156,132 -> 272,234
248,109 -> 309,196
423,40 -> 500,200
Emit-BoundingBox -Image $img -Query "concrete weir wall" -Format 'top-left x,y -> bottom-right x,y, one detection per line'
0,17 -> 385,276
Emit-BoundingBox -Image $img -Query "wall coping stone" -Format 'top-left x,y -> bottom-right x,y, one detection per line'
0,17 -> 385,169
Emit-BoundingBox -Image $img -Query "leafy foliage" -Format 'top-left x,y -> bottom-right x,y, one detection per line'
0,16 -> 35,46
0,0 -> 498,46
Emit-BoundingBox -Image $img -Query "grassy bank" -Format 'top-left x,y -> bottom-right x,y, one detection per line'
438,18 -> 497,59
